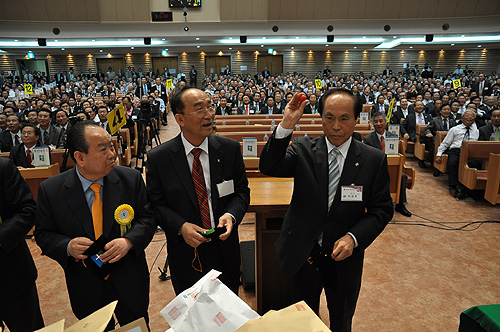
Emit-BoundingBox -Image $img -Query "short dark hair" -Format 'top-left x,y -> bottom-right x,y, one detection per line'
21,123 -> 41,136
67,120 -> 99,162
55,109 -> 68,117
318,88 -> 362,118
170,86 -> 196,115
372,111 -> 386,121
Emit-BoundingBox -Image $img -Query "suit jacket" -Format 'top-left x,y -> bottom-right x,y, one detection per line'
151,84 -> 168,104
260,105 -> 279,115
9,142 -> 48,168
391,105 -> 415,125
0,158 -> 38,290
274,100 -> 286,113
479,123 -> 499,141
259,133 -> 393,289
0,130 -> 20,152
215,106 -> 232,116
303,103 -> 319,114
362,131 -> 383,150
34,166 -> 156,319
39,124 -> 65,149
471,81 -> 492,97
371,103 -> 387,115
134,84 -> 151,98
146,134 -> 250,292
237,104 -> 257,115
424,116 -> 456,136
401,112 -> 432,141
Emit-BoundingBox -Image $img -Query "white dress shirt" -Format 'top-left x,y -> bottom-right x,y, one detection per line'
437,123 -> 479,156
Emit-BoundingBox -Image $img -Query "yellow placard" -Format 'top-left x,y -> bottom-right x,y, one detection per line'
115,103 -> 127,129
107,110 -> 118,135
453,79 -> 461,90
315,79 -> 322,90
24,84 -> 33,94
386,98 -> 395,123
166,79 -> 173,89
107,103 -> 127,135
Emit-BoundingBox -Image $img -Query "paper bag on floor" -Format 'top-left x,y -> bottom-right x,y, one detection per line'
235,301 -> 331,332
160,269 -> 260,332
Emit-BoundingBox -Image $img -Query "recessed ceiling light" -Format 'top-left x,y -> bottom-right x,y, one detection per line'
197,45 -> 200,48
325,44 -> 329,47
451,43 -> 455,46
263,37 -> 266,39
461,35 -> 465,37
291,46 -> 294,49
91,39 -> 95,42
61,48 -> 65,50
393,36 -> 397,39
162,38 -> 165,41
165,48 -> 168,50
354,46 -> 357,49
362,36 -> 366,39
229,37 -> 233,39
99,49 -> 103,52
261,44 -> 264,47
296,36 -> 299,39
196,37 -> 200,40
131,47 -> 134,49
128,39 -> 131,41
409,46 -> 413,48
228,47 -> 232,50
54,39 -> 58,42
14,39 -> 18,42
477,44 -> 482,47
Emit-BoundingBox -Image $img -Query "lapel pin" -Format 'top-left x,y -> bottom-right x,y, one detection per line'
355,162 -> 359,167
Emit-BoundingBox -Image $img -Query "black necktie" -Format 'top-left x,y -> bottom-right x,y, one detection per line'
443,119 -> 448,131
43,130 -> 49,144
14,134 -> 20,145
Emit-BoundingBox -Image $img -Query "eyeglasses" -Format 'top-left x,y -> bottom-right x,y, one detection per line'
184,106 -> 215,116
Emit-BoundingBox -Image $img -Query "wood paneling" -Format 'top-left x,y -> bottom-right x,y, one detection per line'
205,56 -> 230,75
2,49 -> 499,82
257,55 -> 283,76
152,57 -> 179,75
96,58 -> 125,73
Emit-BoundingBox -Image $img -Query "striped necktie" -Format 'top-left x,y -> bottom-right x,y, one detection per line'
328,148 -> 340,209
191,148 -> 211,229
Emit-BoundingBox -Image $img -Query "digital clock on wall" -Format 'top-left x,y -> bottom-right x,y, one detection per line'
151,12 -> 173,22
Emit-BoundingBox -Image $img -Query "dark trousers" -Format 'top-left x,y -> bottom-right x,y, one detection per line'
421,136 -> 436,163
0,283 -> 44,332
400,173 -> 408,204
446,148 -> 482,188
292,255 -> 361,332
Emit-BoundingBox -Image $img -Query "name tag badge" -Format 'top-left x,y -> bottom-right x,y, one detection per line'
217,179 -> 234,198
341,185 -> 363,202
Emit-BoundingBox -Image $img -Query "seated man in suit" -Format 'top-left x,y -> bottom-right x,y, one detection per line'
401,101 -> 432,167
34,121 -> 156,330
0,158 -> 45,332
55,109 -> 72,143
260,96 -> 277,115
479,109 -> 500,141
97,106 -> 111,134
303,94 -> 319,114
0,114 -> 22,153
9,124 -> 48,168
390,98 -> 414,125
363,112 -> 411,217
147,87 -> 250,295
260,89 -> 393,332
237,95 -> 256,115
371,94 -> 387,115
215,96 -> 232,115
0,113 -> 7,133
421,104 -> 456,172
37,109 -> 65,149
435,109 -> 480,199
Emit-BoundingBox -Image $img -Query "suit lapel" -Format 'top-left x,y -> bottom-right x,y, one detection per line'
170,135 -> 199,210
19,144 -> 28,167
103,170 -> 122,238
208,135 -> 223,211
312,137 -> 329,211
63,168 -> 95,239
330,139 -> 363,211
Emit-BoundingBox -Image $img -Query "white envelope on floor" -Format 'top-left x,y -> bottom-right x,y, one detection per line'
161,269 -> 260,332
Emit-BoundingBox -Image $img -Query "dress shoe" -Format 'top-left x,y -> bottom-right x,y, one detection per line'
449,186 -> 457,198
455,187 -> 467,199
162,121 -> 168,126
395,204 -> 412,217
418,160 -> 427,168
433,170 -> 441,177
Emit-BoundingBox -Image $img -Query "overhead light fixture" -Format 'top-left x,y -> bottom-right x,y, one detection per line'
229,37 -> 233,39
197,45 -> 200,48
91,39 -> 95,42
184,26 -> 189,31
261,44 -> 264,47
128,39 -> 131,41
451,43 -> 455,46
291,46 -> 294,49
409,46 -> 413,48
393,36 -> 397,39
99,49 -> 103,52
268,48 -> 273,54
54,39 -> 58,42
325,44 -> 329,47
196,37 -> 200,40
354,46 -> 357,49
296,36 -> 299,39
14,39 -> 18,42
61,48 -> 65,50
162,38 -> 165,41
131,46 -> 134,49
228,47 -> 232,50
478,44 -> 482,47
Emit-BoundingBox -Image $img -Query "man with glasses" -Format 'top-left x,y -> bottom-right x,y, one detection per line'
147,87 -> 250,295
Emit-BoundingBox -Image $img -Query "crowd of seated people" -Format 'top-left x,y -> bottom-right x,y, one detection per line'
1,65 -> 499,200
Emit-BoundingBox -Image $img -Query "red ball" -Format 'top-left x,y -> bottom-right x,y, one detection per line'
299,94 -> 307,103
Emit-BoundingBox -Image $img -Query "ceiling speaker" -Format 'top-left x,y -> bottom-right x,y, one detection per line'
52,28 -> 60,35
327,25 -> 334,32
144,37 -> 151,45
442,23 -> 450,31
38,38 -> 46,46
425,34 -> 434,42
240,36 -> 247,43
272,25 -> 279,32
327,35 -> 334,43
384,25 -> 391,32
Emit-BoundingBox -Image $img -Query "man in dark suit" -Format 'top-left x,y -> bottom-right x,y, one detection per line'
135,77 -> 150,98
0,158 -> 44,332
151,77 -> 168,106
147,87 -> 250,295
274,92 -> 287,113
259,89 -> 393,332
215,96 -> 232,115
401,100 -> 432,142
422,104 -> 456,168
479,109 -> 500,141
34,121 -> 156,330
260,96 -> 278,115
37,109 -> 65,149
471,73 -> 492,99
363,112 -> 411,217
0,114 -> 22,153
262,67 -> 271,79
237,95 -> 257,115
9,124 -> 48,168
303,94 -> 319,114
189,66 -> 197,87
390,98 -> 415,125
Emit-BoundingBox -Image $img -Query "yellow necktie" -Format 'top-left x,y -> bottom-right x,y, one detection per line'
90,183 -> 103,239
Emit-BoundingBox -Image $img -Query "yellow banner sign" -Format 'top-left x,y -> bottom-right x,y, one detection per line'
24,84 -> 33,94
315,79 -> 322,90
386,98 -> 395,124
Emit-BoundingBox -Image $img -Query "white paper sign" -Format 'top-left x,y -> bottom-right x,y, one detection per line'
385,137 -> 399,155
359,112 -> 369,124
32,147 -> 50,167
242,137 -> 257,158
387,125 -> 400,138
240,66 -> 247,71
